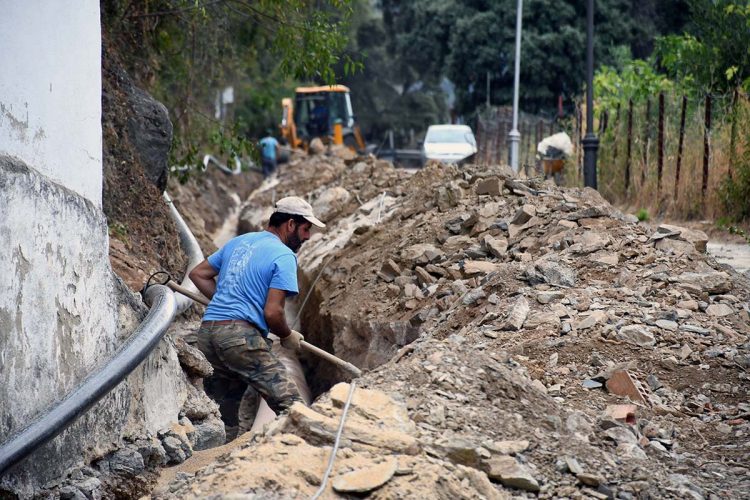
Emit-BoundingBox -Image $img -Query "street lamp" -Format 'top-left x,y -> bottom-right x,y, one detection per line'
582,0 -> 599,188
508,0 -> 523,174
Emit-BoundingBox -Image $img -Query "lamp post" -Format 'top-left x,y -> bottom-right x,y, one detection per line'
508,0 -> 523,173
582,0 -> 599,188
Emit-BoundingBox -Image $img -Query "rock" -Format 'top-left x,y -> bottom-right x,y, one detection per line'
99,447 -> 145,476
435,183 -> 463,211
381,259 -> 402,278
312,186 -> 350,220
415,266 -> 436,286
604,426 -> 638,445
524,311 -> 561,328
537,290 -> 564,304
309,137 -> 326,154
402,244 -> 442,266
161,436 -> 191,465
191,416 -> 226,451
483,235 -> 508,258
577,473 -> 603,487
656,238 -> 696,256
463,287 -> 486,305
582,379 -> 603,389
575,310 -> 606,330
463,260 -> 501,275
526,260 -> 577,287
437,437 -> 484,467
485,456 -> 540,492
485,440 -> 530,455
673,271 -> 733,294
475,177 -> 503,196
502,296 -> 530,331
134,437 -> 168,468
677,299 -> 699,311
59,486 -> 87,500
616,325 -> 655,347
511,204 -> 537,226
329,144 -> 357,160
332,458 -> 397,494
655,319 -> 678,331
656,224 -> 708,252
174,336 -> 213,378
124,80 -> 173,191
282,403 -> 419,455
706,303 -> 733,317
572,231 -> 609,254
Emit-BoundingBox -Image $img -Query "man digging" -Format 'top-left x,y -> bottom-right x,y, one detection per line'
188,196 -> 325,436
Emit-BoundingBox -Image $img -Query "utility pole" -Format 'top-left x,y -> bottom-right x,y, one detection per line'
582,0 -> 599,188
508,0 -> 523,173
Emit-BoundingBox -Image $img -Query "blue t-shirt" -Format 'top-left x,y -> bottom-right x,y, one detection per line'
259,136 -> 279,161
203,231 -> 298,335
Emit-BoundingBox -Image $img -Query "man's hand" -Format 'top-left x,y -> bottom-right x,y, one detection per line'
280,330 -> 304,352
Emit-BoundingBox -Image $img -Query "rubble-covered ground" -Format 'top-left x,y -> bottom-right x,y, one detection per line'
156,148 -> 750,499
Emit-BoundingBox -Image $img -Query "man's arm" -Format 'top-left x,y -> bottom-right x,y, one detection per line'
189,259 -> 219,299
264,288 -> 291,339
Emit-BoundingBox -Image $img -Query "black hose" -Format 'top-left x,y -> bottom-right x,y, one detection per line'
0,285 -> 176,475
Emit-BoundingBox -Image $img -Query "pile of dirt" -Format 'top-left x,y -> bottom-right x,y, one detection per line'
158,149 -> 749,498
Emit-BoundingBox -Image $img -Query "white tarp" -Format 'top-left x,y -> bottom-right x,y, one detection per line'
537,132 -> 573,157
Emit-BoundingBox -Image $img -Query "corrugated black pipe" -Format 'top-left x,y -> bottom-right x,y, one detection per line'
0,285 -> 176,475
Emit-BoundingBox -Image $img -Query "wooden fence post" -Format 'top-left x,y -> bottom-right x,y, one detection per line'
612,102 -> 621,163
625,98 -> 633,193
675,95 -> 687,199
657,92 -> 665,195
702,94 -> 712,204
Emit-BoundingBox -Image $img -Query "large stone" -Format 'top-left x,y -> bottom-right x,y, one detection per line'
124,80 -> 173,191
617,325 -> 655,347
526,260 -> 577,287
463,260 -> 501,275
309,137 -> 326,154
502,296 -> 530,331
402,244 -> 443,266
706,303 -> 733,317
486,456 -> 540,492
475,177 -> 503,196
174,336 -> 213,378
575,310 -> 606,330
511,204 -> 537,226
191,416 -> 226,451
282,403 -> 419,455
673,271 -> 733,294
98,447 -> 145,476
332,458 -> 397,493
657,224 -> 708,252
329,383 -> 416,435
485,440 -> 530,455
312,186 -> 351,220
483,235 -> 508,258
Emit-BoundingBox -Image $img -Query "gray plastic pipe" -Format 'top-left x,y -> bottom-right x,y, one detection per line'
163,191 -> 204,315
0,285 -> 176,475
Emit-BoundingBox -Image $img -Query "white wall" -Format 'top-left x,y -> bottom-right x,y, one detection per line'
0,1 -> 102,207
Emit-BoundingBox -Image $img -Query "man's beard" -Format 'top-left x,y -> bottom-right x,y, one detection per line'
287,229 -> 302,253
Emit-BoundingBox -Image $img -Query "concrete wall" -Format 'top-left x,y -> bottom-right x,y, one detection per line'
0,3 -> 188,496
0,1 -> 103,207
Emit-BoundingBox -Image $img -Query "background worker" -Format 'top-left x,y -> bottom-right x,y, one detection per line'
188,196 -> 326,428
259,130 -> 280,178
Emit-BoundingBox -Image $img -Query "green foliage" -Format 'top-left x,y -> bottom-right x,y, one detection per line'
102,0 -> 358,172
595,59 -> 675,107
655,0 -> 750,94
636,208 -> 650,221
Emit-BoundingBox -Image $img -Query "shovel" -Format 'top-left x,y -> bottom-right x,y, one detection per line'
165,280 -> 362,377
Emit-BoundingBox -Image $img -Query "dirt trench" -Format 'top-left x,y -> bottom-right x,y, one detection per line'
147,149 -> 750,499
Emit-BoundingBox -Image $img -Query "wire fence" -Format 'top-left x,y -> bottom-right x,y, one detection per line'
474,93 -> 749,220
474,106 -> 558,172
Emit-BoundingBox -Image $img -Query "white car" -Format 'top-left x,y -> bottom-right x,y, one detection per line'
422,124 -> 478,165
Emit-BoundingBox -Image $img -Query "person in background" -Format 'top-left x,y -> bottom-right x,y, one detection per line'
259,130 -> 280,178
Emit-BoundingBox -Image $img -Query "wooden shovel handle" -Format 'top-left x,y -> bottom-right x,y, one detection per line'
164,280 -> 361,377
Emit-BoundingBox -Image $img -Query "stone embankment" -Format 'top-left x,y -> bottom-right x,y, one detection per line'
158,148 -> 749,499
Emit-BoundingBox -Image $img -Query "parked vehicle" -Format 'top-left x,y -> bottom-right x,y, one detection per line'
421,124 -> 477,165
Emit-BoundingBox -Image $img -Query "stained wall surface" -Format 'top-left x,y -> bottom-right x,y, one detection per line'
0,1 -> 102,206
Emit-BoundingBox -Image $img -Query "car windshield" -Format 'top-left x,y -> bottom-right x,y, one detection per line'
425,129 -> 473,144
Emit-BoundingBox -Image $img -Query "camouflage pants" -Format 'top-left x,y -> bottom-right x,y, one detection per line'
194,322 -> 302,422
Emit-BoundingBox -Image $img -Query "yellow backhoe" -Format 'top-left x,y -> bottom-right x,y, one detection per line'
280,85 -> 366,152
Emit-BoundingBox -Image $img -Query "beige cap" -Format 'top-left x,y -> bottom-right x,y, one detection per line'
274,196 -> 326,228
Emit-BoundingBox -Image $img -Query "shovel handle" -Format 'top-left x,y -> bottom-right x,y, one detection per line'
164,280 -> 361,377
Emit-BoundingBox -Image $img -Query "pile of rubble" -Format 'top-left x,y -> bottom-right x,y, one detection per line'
159,149 -> 749,498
